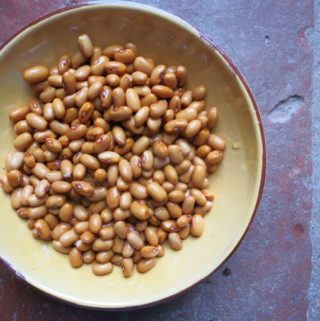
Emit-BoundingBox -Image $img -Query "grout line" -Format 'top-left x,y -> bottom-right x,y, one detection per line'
308,0 -> 320,320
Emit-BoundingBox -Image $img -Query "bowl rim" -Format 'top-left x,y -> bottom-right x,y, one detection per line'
0,1 -> 266,310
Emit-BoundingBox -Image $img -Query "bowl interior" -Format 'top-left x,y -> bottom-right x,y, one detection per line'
0,3 -> 264,309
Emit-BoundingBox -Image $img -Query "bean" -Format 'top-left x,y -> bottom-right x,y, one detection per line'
150,65 -> 166,85
7,170 -> 23,187
168,145 -> 183,164
105,74 -> 119,87
168,190 -> 185,203
130,201 -> 150,220
93,133 -> 111,153
103,45 -> 123,58
150,100 -> 168,118
125,88 -> 141,112
52,223 -> 71,240
164,119 -> 187,134
82,250 -> 95,264
14,133 -> 33,151
122,241 -> 134,258
46,195 -> 66,208
168,232 -> 183,250
192,165 -> 207,189
117,159 -> 132,183
141,150 -> 153,171
134,57 -> 154,75
5,152 -> 24,171
32,163 -> 49,179
134,106 -> 149,127
50,120 -> 70,136
161,220 -> 179,232
87,81 -> 102,100
151,85 -> 174,98
105,61 -> 126,75
196,145 -> 211,158
127,231 -> 144,249
144,227 -> 159,246
33,219 -> 51,240
98,151 -> 120,164
108,106 -> 132,121
52,181 -> 71,194
66,124 -> 87,140
114,48 -> 135,64
23,65 -> 49,83
93,168 -> 106,182
89,213 -> 102,234
80,154 -> 100,170
60,229 -> 78,246
140,246 -> 160,258
166,202 -> 182,218
112,126 -> 126,146
113,221 -> 127,240
72,181 -> 94,197
106,186 -> 120,209
206,150 -> 224,164
52,240 -> 71,254
14,120 -> 32,134
51,98 -> 65,119
163,72 -> 177,89
122,258 -> 134,278
185,119 -> 202,138
207,134 -> 226,151
59,203 -> 73,222
176,214 -> 192,228
96,251 -> 113,264
69,248 -> 83,268
141,93 -> 157,106
176,65 -> 187,86
191,189 -> 207,206
207,107 -> 218,129
77,34 -> 93,58
147,118 -> 161,133
56,160 -> 70,180
105,165 -> 117,187
137,258 -> 156,273
9,105 -> 30,122
192,85 -> 207,100
119,74 -> 133,91
92,262 -> 113,276
154,207 -> 169,221
11,188 -> 23,209
163,165 -> 178,185
62,71 -> 76,95
191,214 -> 204,237
132,136 -> 151,155
132,71 -> 147,85
147,182 -> 167,203
48,74 -> 63,87
78,102 -> 93,124
57,55 -> 70,74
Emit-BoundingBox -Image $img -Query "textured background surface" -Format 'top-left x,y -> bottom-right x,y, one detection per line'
0,1 -> 317,320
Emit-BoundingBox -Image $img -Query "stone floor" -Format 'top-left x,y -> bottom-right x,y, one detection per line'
0,1 -> 318,320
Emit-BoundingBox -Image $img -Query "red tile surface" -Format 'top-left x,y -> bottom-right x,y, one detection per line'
0,1 -> 314,320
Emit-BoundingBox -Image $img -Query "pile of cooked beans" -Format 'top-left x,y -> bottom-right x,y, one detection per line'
1,34 -> 225,277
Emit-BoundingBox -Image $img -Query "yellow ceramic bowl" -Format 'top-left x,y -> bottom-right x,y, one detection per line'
0,2 -> 265,309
